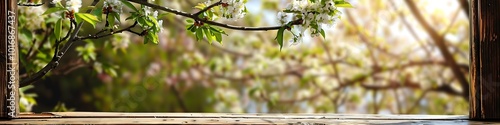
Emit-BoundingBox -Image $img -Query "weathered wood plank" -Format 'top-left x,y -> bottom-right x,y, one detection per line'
470,0 -> 500,120
0,0 -> 19,119
0,112 -> 490,124
0,118 -> 480,124
35,112 -> 467,120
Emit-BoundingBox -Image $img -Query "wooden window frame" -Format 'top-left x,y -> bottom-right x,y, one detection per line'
2,0 -> 499,120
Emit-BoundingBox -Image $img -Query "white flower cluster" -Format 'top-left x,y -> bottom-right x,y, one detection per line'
280,0 -> 341,43
104,0 -> 123,14
205,0 -> 246,20
19,6 -> 45,30
66,0 -> 82,12
51,0 -> 81,19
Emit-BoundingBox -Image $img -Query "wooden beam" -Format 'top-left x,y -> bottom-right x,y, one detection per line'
0,0 -> 19,119
470,0 -> 500,120
2,112 -> 480,124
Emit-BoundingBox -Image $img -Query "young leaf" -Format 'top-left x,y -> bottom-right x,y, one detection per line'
275,27 -> 285,50
203,27 -> 213,44
92,7 -> 103,21
42,7 -> 66,15
120,0 -> 139,12
320,29 -> 326,39
111,12 -> 121,23
196,28 -> 204,41
75,13 -> 100,28
147,31 -> 159,44
214,32 -> 222,43
186,24 -> 194,31
209,26 -> 227,35
108,13 -> 116,28
334,1 -> 353,8
185,19 -> 194,24
190,25 -> 198,33
55,19 -> 62,40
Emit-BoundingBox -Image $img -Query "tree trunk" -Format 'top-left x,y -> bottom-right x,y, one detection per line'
470,0 -> 500,120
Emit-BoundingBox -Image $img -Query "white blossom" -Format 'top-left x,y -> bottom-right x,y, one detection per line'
219,0 -> 246,20
104,0 -> 123,13
153,10 -> 158,18
158,20 -> 164,32
66,0 -> 82,12
282,0 -> 341,43
19,6 -> 45,30
51,0 -> 62,4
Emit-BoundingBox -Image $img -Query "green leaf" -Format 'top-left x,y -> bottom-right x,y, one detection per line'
80,6 -> 96,12
143,35 -> 149,44
42,7 -> 66,15
108,13 -> 115,28
120,0 -> 139,12
55,19 -> 62,40
186,24 -> 195,33
275,27 -> 285,50
75,13 -> 100,28
126,12 -> 139,20
111,12 -> 121,23
108,12 -> 121,28
186,19 -> 194,24
203,27 -> 213,44
138,16 -> 153,27
196,28 -> 204,41
92,7 -> 103,21
147,30 -> 159,44
209,26 -> 227,35
148,15 -> 160,32
214,32 -> 222,43
334,1 -> 353,8
190,25 -> 198,33
319,29 -> 326,39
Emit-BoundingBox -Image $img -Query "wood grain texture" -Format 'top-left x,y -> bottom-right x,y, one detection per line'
0,0 -> 19,119
1,112 -> 488,124
470,0 -> 500,120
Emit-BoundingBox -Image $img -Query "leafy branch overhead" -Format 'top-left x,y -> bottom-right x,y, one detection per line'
20,0 -> 351,86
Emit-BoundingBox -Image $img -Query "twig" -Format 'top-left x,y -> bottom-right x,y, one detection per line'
18,2 -> 45,6
76,21 -> 140,40
193,0 -> 222,16
127,0 -> 297,31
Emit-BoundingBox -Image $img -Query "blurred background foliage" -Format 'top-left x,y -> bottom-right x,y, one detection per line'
17,0 -> 469,114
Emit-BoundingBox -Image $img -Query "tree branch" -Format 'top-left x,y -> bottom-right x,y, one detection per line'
193,0 -> 222,16
18,2 -> 45,6
405,0 -> 469,101
127,0 -> 295,31
76,21 -> 140,40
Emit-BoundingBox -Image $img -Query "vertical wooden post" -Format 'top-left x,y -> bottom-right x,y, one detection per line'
470,0 -> 500,120
0,0 -> 19,119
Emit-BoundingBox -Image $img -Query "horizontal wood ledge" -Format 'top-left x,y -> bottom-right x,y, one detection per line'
0,112 -> 495,124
